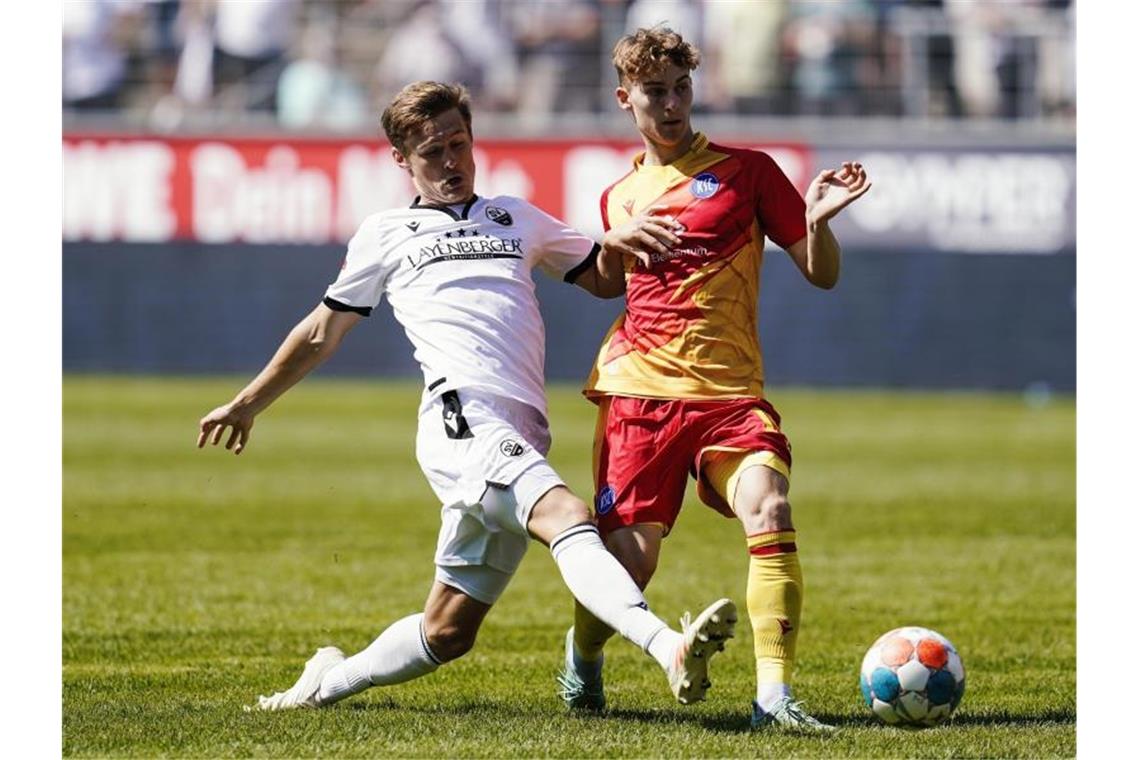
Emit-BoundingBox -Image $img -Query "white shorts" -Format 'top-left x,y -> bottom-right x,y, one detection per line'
416,389 -> 565,604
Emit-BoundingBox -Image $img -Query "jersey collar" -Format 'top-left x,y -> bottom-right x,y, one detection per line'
410,195 -> 479,221
632,133 -> 709,173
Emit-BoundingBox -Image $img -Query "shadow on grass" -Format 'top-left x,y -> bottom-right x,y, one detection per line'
340,699 -> 834,733
551,707 -> 1078,735
335,700 -> 1074,733
940,708 -> 1075,727
339,698 -> 756,731
339,697 -> 544,718
603,707 -> 867,733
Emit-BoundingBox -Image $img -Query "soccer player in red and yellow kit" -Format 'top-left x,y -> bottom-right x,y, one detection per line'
556,27 -> 871,732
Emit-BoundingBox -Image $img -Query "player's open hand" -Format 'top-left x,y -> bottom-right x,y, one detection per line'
197,403 -> 254,455
805,161 -> 872,225
603,204 -> 684,268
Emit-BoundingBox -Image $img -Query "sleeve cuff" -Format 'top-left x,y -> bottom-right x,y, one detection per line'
323,296 -> 372,316
563,242 -> 601,284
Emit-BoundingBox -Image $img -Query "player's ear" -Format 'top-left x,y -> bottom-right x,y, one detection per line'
391,145 -> 411,173
615,86 -> 632,113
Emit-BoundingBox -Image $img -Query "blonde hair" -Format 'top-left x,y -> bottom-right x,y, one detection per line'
381,81 -> 472,153
612,26 -> 701,87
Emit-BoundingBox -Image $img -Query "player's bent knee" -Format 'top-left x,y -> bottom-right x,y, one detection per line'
544,488 -> 591,522
741,492 -> 793,532
764,494 -> 792,524
423,620 -> 478,663
527,486 -> 593,543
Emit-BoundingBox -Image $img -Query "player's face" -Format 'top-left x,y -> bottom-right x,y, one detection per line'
618,64 -> 694,150
393,108 -> 476,205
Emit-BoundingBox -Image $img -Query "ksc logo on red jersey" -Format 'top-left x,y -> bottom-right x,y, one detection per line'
690,172 -> 720,199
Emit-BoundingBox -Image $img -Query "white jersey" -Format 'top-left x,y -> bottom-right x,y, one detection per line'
324,195 -> 598,416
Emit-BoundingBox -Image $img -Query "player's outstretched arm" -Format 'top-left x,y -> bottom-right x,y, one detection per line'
197,304 -> 362,455
574,206 -> 683,298
789,161 -> 872,289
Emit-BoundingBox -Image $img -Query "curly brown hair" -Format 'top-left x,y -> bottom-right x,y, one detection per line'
612,26 -> 701,87
381,81 -> 472,153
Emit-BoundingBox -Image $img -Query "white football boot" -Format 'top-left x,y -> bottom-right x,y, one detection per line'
667,598 -> 737,705
252,646 -> 346,711
751,696 -> 837,733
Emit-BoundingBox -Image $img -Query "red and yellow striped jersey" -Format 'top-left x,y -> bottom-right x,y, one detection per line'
584,133 -> 808,400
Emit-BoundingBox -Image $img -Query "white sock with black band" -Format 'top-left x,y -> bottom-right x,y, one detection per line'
317,613 -> 441,705
549,523 -> 682,671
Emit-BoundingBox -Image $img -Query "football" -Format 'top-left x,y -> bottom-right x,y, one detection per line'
859,626 -> 966,727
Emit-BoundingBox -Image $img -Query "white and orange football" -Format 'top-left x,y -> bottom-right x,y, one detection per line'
859,626 -> 966,726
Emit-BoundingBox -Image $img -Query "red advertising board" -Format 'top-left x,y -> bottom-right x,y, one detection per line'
62,134 -> 813,244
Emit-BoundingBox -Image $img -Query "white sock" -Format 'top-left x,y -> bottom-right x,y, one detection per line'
645,626 -> 683,672
317,613 -> 442,705
757,682 -> 793,712
550,524 -> 681,671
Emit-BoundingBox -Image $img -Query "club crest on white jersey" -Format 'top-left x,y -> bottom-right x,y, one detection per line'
486,205 -> 513,226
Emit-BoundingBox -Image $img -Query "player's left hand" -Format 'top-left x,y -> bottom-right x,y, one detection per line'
603,205 -> 684,268
197,403 -> 254,455
805,161 -> 871,225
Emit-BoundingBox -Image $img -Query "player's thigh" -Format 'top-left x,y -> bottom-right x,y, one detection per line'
419,390 -> 562,583
432,461 -> 568,604
695,398 -> 793,529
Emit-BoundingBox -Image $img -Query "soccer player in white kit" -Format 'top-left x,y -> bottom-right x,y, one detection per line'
197,81 -> 736,711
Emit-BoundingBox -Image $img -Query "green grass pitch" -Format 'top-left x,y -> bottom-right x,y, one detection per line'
63,376 -> 1075,757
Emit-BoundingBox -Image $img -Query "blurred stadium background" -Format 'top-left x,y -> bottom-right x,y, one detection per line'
63,0 -> 1075,392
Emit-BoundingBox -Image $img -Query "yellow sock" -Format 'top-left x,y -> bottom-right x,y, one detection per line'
573,600 -> 616,661
746,530 -> 803,689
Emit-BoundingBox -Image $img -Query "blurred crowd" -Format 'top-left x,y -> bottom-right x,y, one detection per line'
63,0 -> 1076,131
